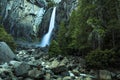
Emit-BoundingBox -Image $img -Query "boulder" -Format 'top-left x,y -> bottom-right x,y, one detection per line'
63,76 -> 72,80
51,65 -> 67,74
44,73 -> 51,80
72,69 -> 80,76
0,42 -> 16,64
0,68 -> 16,80
59,57 -> 69,66
49,59 -> 60,68
13,62 -> 31,76
24,78 -> 33,80
117,74 -> 120,79
28,68 -> 44,79
99,70 -> 112,80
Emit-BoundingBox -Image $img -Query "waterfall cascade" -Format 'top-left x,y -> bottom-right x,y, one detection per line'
40,7 -> 56,47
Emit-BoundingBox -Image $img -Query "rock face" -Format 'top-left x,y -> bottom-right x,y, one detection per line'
38,7 -> 53,38
0,0 -> 7,23
38,0 -> 78,39
0,42 -> 16,64
0,0 -> 46,41
56,0 -> 78,24
0,0 -> 77,43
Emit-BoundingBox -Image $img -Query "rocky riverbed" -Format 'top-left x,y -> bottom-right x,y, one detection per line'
0,42 -> 120,80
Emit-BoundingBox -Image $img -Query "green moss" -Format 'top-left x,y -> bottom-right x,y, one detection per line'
0,24 -> 16,51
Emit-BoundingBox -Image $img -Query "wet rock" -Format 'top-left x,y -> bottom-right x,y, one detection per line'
0,42 -> 16,64
38,7 -> 53,38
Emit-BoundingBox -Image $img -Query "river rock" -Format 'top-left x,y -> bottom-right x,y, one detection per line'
0,68 -> 15,80
28,68 -> 44,79
49,59 -> 60,68
59,57 -> 69,66
51,65 -> 67,74
99,70 -> 112,80
14,62 -> 31,76
0,42 -> 16,64
117,73 -> 120,79
44,73 -> 51,80
63,76 -> 72,80
72,69 -> 80,76
24,78 -> 33,80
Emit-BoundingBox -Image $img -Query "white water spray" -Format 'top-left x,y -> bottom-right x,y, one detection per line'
40,7 -> 56,47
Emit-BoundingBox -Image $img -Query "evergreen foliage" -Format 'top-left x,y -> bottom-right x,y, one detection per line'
47,0 -> 56,9
85,49 -> 120,69
49,40 -> 61,57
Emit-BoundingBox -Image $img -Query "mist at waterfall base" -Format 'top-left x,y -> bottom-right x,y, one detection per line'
39,7 -> 56,47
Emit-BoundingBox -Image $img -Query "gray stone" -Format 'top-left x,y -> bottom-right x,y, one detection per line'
117,74 -> 120,79
0,78 -> 3,80
44,73 -> 51,80
72,69 -> 80,76
28,68 -> 44,78
51,65 -> 67,74
57,78 -> 62,80
50,59 -> 59,68
99,70 -> 112,80
1,0 -> 45,42
63,76 -> 72,80
85,76 -> 92,80
59,57 -> 69,66
0,68 -> 15,80
14,62 -> 30,76
24,78 -> 33,80
0,42 -> 16,64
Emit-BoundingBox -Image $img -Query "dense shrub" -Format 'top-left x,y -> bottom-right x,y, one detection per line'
0,24 -> 16,51
85,49 -> 120,69
49,40 -> 61,57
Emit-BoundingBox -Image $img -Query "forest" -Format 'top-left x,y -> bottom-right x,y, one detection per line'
49,0 -> 120,69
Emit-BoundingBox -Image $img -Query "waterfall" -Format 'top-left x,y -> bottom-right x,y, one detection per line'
40,7 -> 56,47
